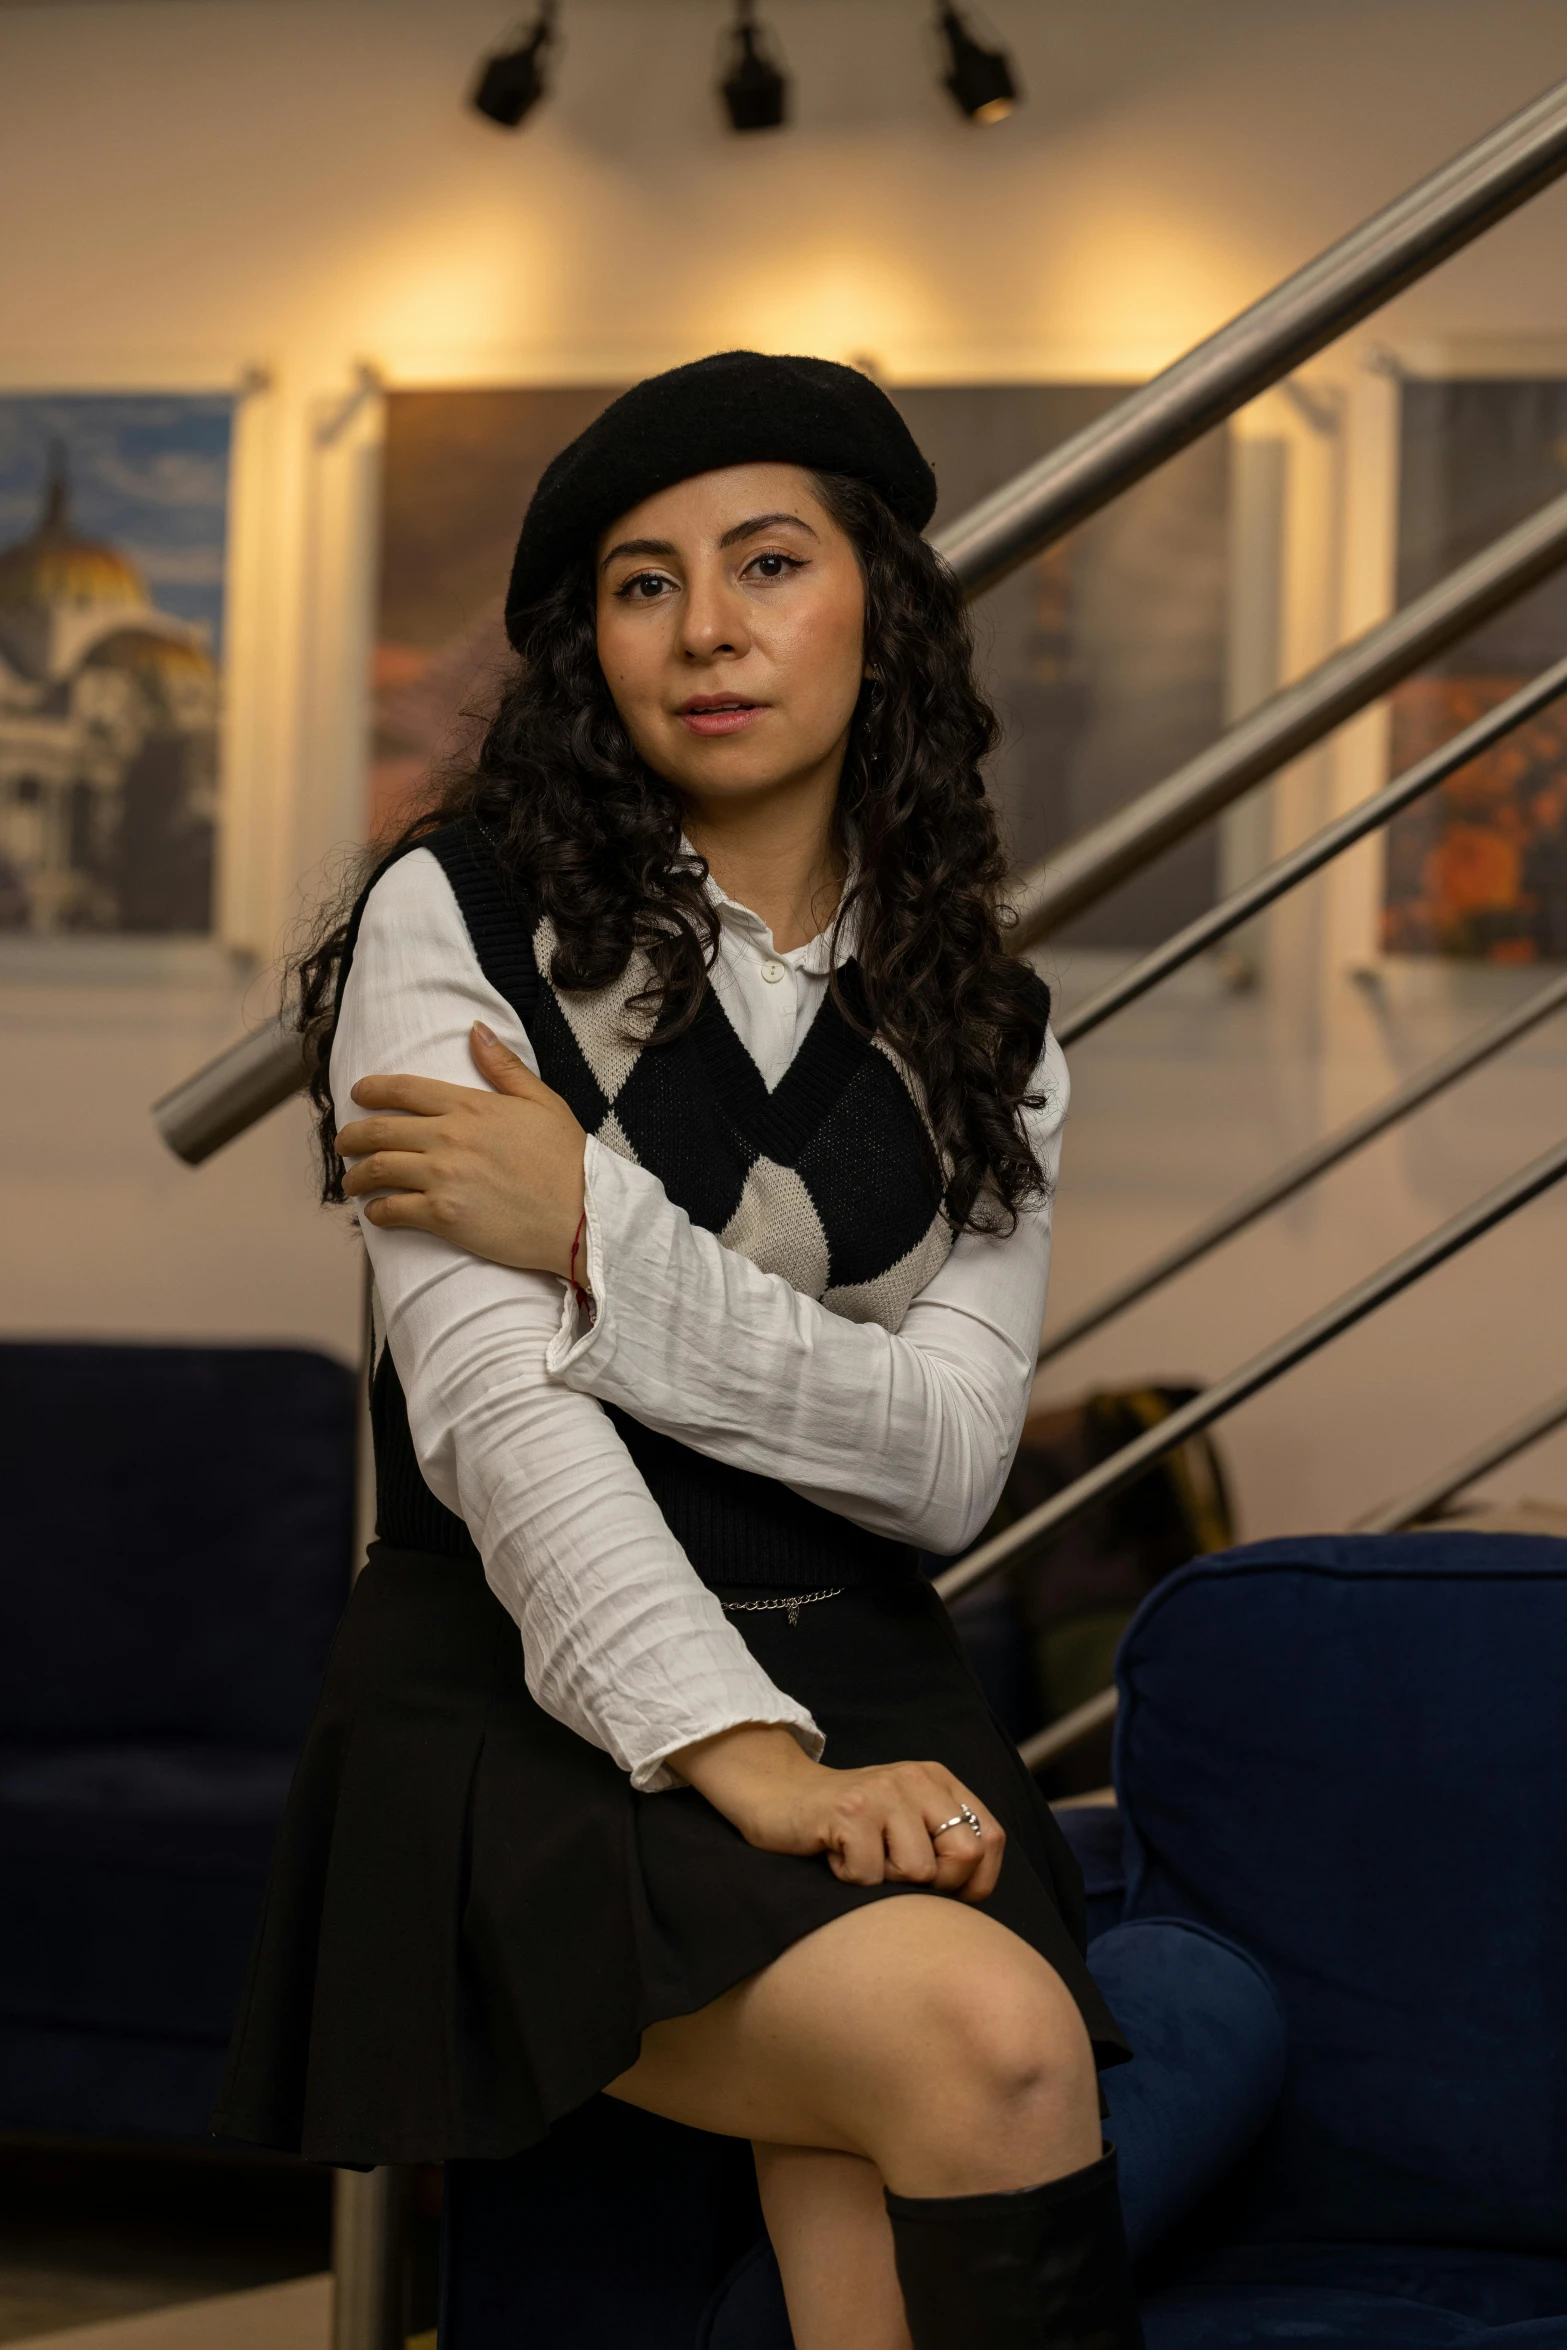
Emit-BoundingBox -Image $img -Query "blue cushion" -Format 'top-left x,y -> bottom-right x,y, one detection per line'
1142,2244 -> 1567,2349
0,1743 -> 297,1820
0,1744 -> 294,2039
1091,1919 -> 1286,2262
0,1343 -> 355,1745
1055,1801 -> 1129,1939
0,1740 -> 296,2139
0,2022 -> 232,2143
1115,1533 -> 1567,2253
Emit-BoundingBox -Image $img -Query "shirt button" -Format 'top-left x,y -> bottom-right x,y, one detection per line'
761,960 -> 785,984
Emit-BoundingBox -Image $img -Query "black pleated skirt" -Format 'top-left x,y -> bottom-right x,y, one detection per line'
215,1543 -> 1128,2168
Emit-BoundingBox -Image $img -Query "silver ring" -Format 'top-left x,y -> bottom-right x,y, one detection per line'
933,1804 -> 984,1841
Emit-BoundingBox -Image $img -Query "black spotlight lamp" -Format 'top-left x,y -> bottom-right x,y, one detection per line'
721,0 -> 790,133
936,4 -> 1019,124
472,4 -> 558,129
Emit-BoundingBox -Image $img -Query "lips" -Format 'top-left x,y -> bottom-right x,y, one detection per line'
678,696 -> 767,737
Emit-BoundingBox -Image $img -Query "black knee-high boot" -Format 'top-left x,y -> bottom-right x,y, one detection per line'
884,2144 -> 1143,2350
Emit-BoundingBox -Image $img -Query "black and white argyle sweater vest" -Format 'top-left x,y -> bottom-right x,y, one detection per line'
348,820 -> 1046,1592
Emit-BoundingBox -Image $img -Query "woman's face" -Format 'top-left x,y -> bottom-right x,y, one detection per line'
594,462 -> 867,812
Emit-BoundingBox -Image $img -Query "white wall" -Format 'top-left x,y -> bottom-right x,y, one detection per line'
1,0 -> 1565,1525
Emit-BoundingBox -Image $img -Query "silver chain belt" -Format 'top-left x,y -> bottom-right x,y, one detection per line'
721,1587 -> 845,1628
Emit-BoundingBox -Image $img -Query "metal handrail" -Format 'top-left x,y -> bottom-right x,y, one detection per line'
153,1012 -> 312,1166
935,1135 -> 1567,1605
1357,1387 -> 1567,1533
1006,489 -> 1567,949
1014,1379 -> 1567,1772
935,75 -> 1567,595
1039,968 -> 1567,1364
1055,659 -> 1567,1044
1019,1688 -> 1119,1773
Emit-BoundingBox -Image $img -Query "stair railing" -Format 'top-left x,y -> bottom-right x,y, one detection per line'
1004,493 -> 1567,948
1357,1388 -> 1567,1533
935,1137 -> 1567,1609
1053,659 -> 1567,1044
1038,967 -> 1567,1366
934,73 -> 1567,595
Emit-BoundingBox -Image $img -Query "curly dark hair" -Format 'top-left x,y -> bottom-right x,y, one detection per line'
297,471 -> 1050,1231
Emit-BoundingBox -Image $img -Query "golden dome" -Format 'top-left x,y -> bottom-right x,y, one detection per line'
83,627 -> 215,679
0,465 -> 147,612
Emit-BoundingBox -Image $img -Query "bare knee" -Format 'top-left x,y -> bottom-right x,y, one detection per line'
851,1928 -> 1100,2193
911,1946 -> 1095,2122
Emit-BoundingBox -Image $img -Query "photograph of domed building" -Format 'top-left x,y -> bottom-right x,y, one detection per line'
0,394 -> 231,934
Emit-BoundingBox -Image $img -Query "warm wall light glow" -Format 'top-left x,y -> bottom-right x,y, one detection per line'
715,246 -> 951,370
323,198 -> 564,367
1038,185 -> 1269,377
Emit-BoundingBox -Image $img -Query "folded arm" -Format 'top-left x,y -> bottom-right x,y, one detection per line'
333,850 -> 824,1792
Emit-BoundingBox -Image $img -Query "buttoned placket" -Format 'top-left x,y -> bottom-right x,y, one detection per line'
702,871 -> 846,1093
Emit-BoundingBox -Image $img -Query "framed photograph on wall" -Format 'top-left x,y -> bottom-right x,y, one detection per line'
0,393 -> 233,937
1382,376 -> 1567,964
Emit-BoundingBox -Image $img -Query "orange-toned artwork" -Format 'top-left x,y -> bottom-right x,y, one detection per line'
1384,376 -> 1567,963
1381,674 -> 1567,963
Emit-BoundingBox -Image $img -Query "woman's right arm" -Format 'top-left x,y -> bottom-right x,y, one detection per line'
333,850 -> 823,1795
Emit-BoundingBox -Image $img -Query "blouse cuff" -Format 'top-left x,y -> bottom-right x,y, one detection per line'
631,1706 -> 824,1796
547,1133 -> 624,1373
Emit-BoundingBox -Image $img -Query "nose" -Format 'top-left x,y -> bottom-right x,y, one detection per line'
678,562 -> 751,664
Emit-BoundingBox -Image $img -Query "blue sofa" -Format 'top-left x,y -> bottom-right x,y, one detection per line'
0,1341 -> 355,2142
442,1529 -> 1567,2348
1094,1530 -> 1567,2349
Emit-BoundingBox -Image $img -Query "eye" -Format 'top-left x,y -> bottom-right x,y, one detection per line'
615,569 -> 675,602
744,550 -> 805,582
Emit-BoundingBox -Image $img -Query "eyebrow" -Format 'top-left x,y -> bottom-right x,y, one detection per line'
599,536 -> 675,568
599,511 -> 820,571
719,510 -> 820,549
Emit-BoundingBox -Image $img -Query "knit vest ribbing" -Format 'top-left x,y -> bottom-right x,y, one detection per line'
344,821 -> 1046,1592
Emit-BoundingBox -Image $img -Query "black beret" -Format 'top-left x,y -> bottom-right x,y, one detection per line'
505,349 -> 937,638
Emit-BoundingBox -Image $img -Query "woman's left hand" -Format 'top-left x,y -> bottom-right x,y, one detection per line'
337,1022 -> 589,1282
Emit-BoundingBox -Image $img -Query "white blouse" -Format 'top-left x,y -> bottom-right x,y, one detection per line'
332,848 -> 1069,1793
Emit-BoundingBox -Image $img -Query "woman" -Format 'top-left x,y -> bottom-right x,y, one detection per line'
218,351 -> 1137,2350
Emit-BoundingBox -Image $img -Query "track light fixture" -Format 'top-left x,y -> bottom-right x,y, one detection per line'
472,4 -> 558,130
466,3 -> 1020,141
936,4 -> 1019,125
720,0 -> 790,134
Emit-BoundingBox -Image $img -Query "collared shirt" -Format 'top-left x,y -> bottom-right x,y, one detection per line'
332,847 -> 1068,1792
